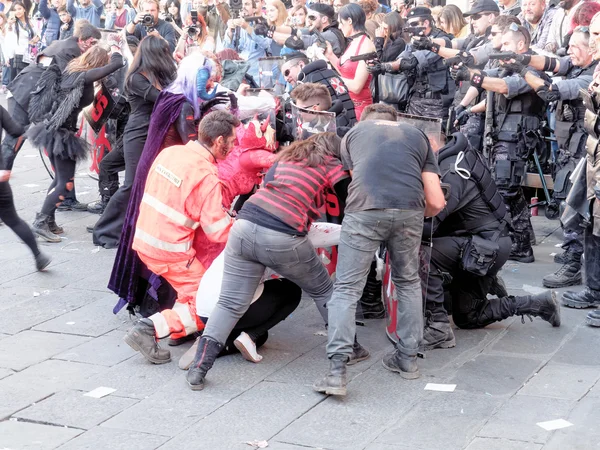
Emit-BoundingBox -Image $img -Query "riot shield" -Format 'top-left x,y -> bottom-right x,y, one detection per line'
397,112 -> 444,152
384,114 -> 442,347
258,57 -> 286,95
291,103 -> 337,140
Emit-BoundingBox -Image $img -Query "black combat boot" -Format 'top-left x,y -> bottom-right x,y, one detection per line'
87,195 -> 110,215
358,261 -> 385,319
313,354 -> 348,396
423,318 -> 456,350
543,262 -> 582,288
124,318 -> 171,364
562,287 -> 600,309
508,231 -> 535,263
186,337 -> 223,390
382,349 -> 420,379
35,252 -> 52,271
514,291 -> 561,327
48,213 -> 63,235
32,213 -> 62,243
554,251 -> 568,264
348,336 -> 370,365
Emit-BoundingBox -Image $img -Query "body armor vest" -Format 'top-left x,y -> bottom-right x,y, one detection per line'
298,60 -> 357,123
413,27 -> 453,95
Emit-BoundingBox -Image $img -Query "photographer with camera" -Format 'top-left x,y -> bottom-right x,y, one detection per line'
173,9 -> 213,58
66,0 -> 104,27
223,0 -> 269,84
163,0 -> 184,36
105,0 -> 136,29
127,0 -> 177,51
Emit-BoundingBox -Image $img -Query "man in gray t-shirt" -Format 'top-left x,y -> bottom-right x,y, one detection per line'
314,105 -> 446,397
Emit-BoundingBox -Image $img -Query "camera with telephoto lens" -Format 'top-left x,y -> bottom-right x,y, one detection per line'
164,12 -> 174,22
229,0 -> 243,13
187,10 -> 199,37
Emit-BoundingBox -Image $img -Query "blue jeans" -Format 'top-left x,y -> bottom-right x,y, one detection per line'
326,209 -> 424,358
203,219 -> 333,344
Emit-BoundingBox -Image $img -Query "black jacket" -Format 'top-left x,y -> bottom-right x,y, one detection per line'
0,106 -> 26,171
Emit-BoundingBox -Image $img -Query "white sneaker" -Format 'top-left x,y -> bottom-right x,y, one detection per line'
234,332 -> 263,363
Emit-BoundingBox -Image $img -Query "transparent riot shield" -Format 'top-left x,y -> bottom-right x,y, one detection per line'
258,57 -> 286,95
397,112 -> 444,152
291,103 -> 337,140
384,114 -> 442,348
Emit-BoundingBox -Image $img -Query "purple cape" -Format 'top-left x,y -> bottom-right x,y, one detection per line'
108,91 -> 189,309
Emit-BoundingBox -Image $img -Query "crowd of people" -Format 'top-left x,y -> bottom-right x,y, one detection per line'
2,0 -> 600,397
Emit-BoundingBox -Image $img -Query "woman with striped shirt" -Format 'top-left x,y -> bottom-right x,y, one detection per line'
186,132 -> 365,391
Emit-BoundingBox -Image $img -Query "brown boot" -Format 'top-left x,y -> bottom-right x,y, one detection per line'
124,318 -> 171,364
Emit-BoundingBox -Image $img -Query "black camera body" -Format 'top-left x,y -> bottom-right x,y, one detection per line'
229,0 -> 243,13
164,12 -> 174,22
188,10 -> 200,37
141,13 -> 155,28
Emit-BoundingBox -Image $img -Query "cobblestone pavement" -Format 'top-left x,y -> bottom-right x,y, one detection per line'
0,135 -> 598,450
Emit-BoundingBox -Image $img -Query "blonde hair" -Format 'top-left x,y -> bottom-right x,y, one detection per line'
66,45 -> 109,74
266,0 -> 288,26
438,4 -> 466,36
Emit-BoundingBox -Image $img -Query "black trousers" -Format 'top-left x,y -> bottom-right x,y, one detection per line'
584,217 -> 600,291
425,234 -> 514,329
41,152 -> 77,216
0,181 -> 40,256
97,138 -> 125,198
201,279 -> 302,356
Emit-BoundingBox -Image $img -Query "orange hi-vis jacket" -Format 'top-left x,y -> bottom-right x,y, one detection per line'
133,141 -> 233,266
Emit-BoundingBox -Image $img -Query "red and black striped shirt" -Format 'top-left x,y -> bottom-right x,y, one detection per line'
237,157 -> 348,236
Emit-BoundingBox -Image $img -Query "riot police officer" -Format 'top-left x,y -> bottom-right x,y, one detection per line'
560,13 -> 600,322
369,7 -> 454,122
455,24 -> 546,263
512,26 -> 597,289
423,133 -> 560,350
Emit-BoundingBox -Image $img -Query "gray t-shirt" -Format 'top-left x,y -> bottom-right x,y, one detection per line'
340,120 -> 440,212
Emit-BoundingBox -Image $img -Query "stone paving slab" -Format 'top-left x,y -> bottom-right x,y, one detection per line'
54,330 -> 138,367
464,438 -> 543,450
14,389 -> 138,430
4,359 -> 106,390
157,381 -> 325,449
543,395 -> 600,450
0,420 -> 83,449
375,391 -> 503,450
55,427 -> 169,450
552,321 -> 600,366
518,362 -> 600,400
0,330 -> 90,371
447,354 -> 542,396
476,395 -> 572,444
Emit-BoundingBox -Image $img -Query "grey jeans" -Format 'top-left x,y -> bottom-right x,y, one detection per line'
203,219 -> 333,345
326,209 -> 424,358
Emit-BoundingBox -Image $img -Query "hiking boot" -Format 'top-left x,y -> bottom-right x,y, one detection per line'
33,213 -> 62,243
543,263 -> 582,288
168,331 -> 200,347
313,354 -> 348,396
186,337 -> 223,390
514,291 -> 561,327
57,198 -> 88,212
423,320 -> 456,350
87,196 -> 109,215
489,274 -> 508,298
554,251 -> 568,264
123,318 -> 171,364
35,252 -> 52,271
348,336 -> 370,365
382,349 -> 420,379
586,310 -> 600,327
562,288 -> 600,309
48,215 -> 63,235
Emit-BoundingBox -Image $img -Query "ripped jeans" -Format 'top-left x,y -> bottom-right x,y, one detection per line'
41,152 -> 76,216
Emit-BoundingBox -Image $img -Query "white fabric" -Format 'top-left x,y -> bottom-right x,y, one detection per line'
195,223 -> 342,318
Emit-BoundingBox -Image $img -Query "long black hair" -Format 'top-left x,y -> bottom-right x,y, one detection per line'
338,3 -> 366,33
125,35 -> 177,92
11,1 -> 34,41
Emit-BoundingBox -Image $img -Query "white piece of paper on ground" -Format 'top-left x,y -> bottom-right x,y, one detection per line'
244,440 -> 268,448
522,284 -> 547,295
537,419 -> 573,431
424,383 -> 456,392
84,387 -> 116,398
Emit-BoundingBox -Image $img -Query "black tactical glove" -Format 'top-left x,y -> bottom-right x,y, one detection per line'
450,64 -> 470,82
412,36 -> 433,50
367,61 -> 393,74
502,60 -> 525,74
253,22 -> 269,37
455,106 -> 471,126
285,34 -> 305,50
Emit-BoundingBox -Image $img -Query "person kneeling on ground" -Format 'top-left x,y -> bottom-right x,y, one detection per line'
185,132 -> 369,391
422,133 -> 560,351
123,111 -> 239,364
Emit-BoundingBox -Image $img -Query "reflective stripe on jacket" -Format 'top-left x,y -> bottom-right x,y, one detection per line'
133,141 -> 233,263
